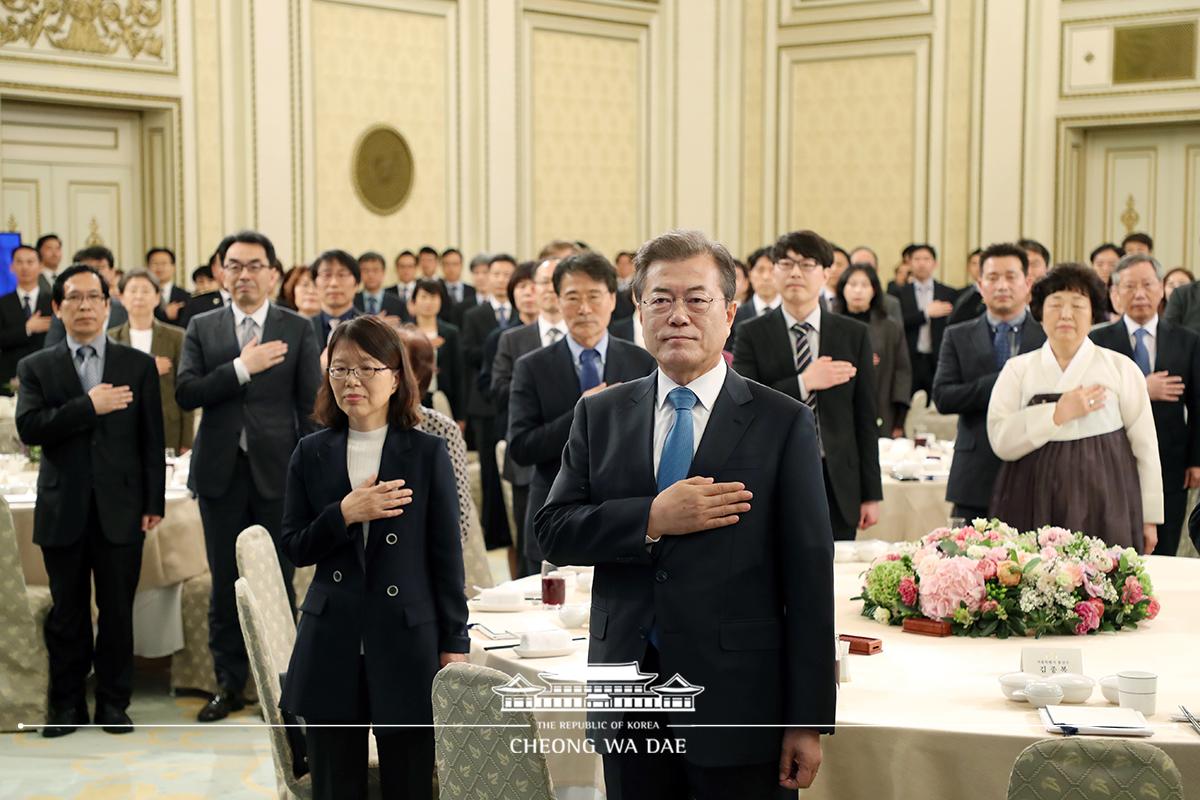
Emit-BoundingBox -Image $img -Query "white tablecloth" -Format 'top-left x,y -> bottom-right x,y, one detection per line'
470,558 -> 1200,799
864,475 -> 952,542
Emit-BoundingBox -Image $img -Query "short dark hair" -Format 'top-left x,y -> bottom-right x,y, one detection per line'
396,324 -> 436,397
908,243 -> 937,261
968,247 -> 982,259
901,243 -> 920,260
441,248 -> 462,260
35,234 -> 61,251
218,230 -> 277,266
536,240 -> 581,261
119,268 -> 161,294
145,247 -> 175,265
1121,232 -> 1154,251
411,278 -> 444,302
553,251 -> 618,295
1164,267 -> 1194,286
632,229 -> 738,302
210,237 -> 233,269
489,253 -> 517,269
192,265 -> 214,283
980,242 -> 1030,275
507,261 -> 538,308
395,249 -> 416,264
832,245 -> 851,263
1017,238 -> 1050,265
745,246 -> 772,268
358,250 -> 386,267
849,245 -> 878,264
772,230 -> 834,269
1089,243 -> 1123,264
836,263 -> 885,318
73,245 -> 115,270
52,264 -> 110,305
11,243 -> 38,261
418,246 -> 438,259
614,250 -> 636,262
312,316 -> 422,430
310,249 -> 361,283
1030,262 -> 1107,324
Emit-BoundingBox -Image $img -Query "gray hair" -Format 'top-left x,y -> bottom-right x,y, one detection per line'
468,252 -> 491,271
118,267 -> 161,294
631,229 -> 737,302
1111,252 -> 1162,286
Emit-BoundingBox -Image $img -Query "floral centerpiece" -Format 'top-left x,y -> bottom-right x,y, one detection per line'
854,519 -> 1160,638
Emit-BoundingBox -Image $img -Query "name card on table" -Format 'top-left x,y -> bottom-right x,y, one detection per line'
1021,647 -> 1082,677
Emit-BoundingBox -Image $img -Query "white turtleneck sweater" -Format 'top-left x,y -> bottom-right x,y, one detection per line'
346,424 -> 388,546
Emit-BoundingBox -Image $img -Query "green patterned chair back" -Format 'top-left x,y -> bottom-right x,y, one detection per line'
462,502 -> 494,591
1007,738 -> 1184,800
235,525 -> 296,669
0,494 -> 49,732
432,662 -> 554,800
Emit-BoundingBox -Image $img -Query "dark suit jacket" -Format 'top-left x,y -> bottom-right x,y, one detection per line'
178,290 -> 225,330
731,307 -> 883,526
897,280 -> 959,361
176,303 -> 322,500
480,319 -> 527,415
724,299 -> 763,352
613,287 -> 635,319
309,307 -> 363,348
508,337 -> 657,563
1091,318 -> 1200,492
1165,281 -> 1200,333
108,320 -> 195,452
279,425 -> 469,725
437,280 -> 476,326
488,322 -> 542,485
353,291 -> 408,319
608,315 -> 635,342
441,280 -> 477,309
153,284 -> 192,324
431,320 -> 465,420
16,340 -> 165,547
947,284 -> 985,326
45,299 -> 127,349
0,289 -> 54,386
861,311 -> 912,434
534,368 -> 836,766
461,302 -> 503,418
931,313 -> 1045,509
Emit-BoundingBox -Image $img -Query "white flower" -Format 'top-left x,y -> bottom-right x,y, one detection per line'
873,607 -> 892,624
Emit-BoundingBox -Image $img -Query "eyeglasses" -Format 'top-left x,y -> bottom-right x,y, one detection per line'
775,258 -> 823,273
1116,280 -> 1159,294
327,366 -> 395,380
61,292 -> 106,306
640,294 -> 718,317
225,260 -> 267,275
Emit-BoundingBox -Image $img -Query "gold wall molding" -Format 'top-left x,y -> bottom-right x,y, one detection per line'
0,0 -> 175,74
780,0 -> 932,28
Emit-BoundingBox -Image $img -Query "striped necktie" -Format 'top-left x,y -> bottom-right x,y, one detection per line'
791,322 -> 821,447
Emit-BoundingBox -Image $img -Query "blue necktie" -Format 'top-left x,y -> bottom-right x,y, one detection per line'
579,348 -> 601,393
1132,328 -> 1152,376
656,388 -> 698,492
993,322 -> 1012,370
366,295 -> 378,314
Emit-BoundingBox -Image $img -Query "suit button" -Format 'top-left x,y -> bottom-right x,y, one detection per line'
655,569 -> 668,583
385,533 -> 397,545
332,570 -> 342,583
386,585 -> 398,597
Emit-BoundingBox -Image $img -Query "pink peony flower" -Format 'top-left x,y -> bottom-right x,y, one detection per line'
1146,598 -> 1161,619
1056,562 -> 1085,589
1087,598 -> 1105,617
898,576 -> 918,607
924,528 -> 952,544
976,558 -> 998,580
1041,546 -> 1059,561
885,553 -> 901,561
918,557 -> 987,620
1122,575 -> 1145,604
1038,527 -> 1074,548
1073,600 -> 1101,635
980,599 -> 999,614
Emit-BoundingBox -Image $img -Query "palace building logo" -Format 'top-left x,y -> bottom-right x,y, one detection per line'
492,662 -> 704,713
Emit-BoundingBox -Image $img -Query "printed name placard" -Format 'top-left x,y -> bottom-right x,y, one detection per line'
1021,646 -> 1083,676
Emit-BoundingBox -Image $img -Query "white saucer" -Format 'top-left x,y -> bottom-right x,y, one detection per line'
513,645 -> 577,659
468,599 -> 526,613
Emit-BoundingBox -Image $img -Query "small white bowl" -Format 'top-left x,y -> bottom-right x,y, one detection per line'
1047,673 -> 1094,704
556,604 -> 589,629
999,671 -> 1038,700
1099,674 -> 1120,704
575,571 -> 594,593
1015,681 -> 1064,709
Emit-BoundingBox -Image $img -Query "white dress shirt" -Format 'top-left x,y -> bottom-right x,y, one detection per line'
537,316 -> 568,348
752,295 -> 781,316
129,327 -> 154,355
232,300 -> 271,385
1123,314 -> 1157,372
18,286 -> 39,320
652,359 -> 727,476
781,304 -> 821,401
987,337 -> 1163,524
160,282 -> 176,307
912,277 -> 935,353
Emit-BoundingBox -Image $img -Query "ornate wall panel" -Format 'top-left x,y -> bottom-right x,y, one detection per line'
310,0 -> 453,259
0,0 -> 175,73
191,0 -> 224,256
940,0 -> 974,280
741,0 -> 766,252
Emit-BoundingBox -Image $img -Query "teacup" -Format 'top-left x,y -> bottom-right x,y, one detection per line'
1015,681 -> 1064,708
557,604 -> 589,629
575,571 -> 594,593
998,671 -> 1038,700
1118,671 -> 1157,716
520,629 -> 572,651
1047,673 -> 1094,704
1099,674 -> 1120,704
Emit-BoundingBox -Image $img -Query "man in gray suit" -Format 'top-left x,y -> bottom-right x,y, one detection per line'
932,242 -> 1045,521
176,230 -> 322,722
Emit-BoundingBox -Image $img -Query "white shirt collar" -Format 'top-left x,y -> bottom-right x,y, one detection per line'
19,286 -> 38,305
1124,314 -> 1158,340
781,303 -> 821,333
537,316 -> 567,340
232,299 -> 270,330
913,277 -> 934,292
752,295 -> 780,314
656,358 -> 727,412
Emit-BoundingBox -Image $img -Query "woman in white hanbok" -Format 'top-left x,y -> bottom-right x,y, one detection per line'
987,264 -> 1162,553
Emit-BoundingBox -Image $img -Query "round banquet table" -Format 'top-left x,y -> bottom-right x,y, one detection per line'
862,475 -> 952,542
469,558 -> 1200,799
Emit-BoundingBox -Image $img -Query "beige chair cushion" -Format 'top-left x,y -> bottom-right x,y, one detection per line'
432,662 -> 554,800
235,525 -> 297,668
0,496 -> 49,732
170,572 -> 219,697
1007,738 -> 1185,800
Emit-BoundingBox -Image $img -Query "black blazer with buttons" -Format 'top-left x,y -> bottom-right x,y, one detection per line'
16,340 -> 165,547
534,368 -> 836,767
175,303 -> 322,500
279,425 -> 469,725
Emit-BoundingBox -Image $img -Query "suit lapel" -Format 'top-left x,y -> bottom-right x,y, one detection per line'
52,342 -> 85,397
1156,319 -> 1174,374
628,374 -> 658,498
215,306 -> 241,362
768,307 -> 797,377
320,429 -> 363,572
365,426 -> 414,562
100,338 -> 119,385
1017,315 -> 1044,354
970,315 -> 994,368
550,338 -> 581,404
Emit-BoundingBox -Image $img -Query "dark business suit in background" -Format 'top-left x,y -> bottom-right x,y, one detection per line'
947,284 -> 985,326
897,279 -> 959,396
153,284 -> 192,324
430,320 -> 466,421
352,290 -> 408,319
176,303 -> 322,699
280,425 -> 468,798
509,336 -> 657,566
932,313 -> 1045,521
0,288 -> 54,387
535,367 -> 835,787
309,307 -> 362,350
178,290 -> 227,330
461,301 -> 512,549
16,340 -> 164,718
732,307 -> 882,539
1092,317 -> 1200,556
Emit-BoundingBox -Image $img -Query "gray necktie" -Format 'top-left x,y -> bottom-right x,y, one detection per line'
75,345 -> 100,392
238,316 -> 259,348
546,328 -> 563,346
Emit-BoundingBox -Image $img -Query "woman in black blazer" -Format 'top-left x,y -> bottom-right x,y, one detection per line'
280,315 -> 469,800
837,263 -> 912,437
408,278 -> 465,423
